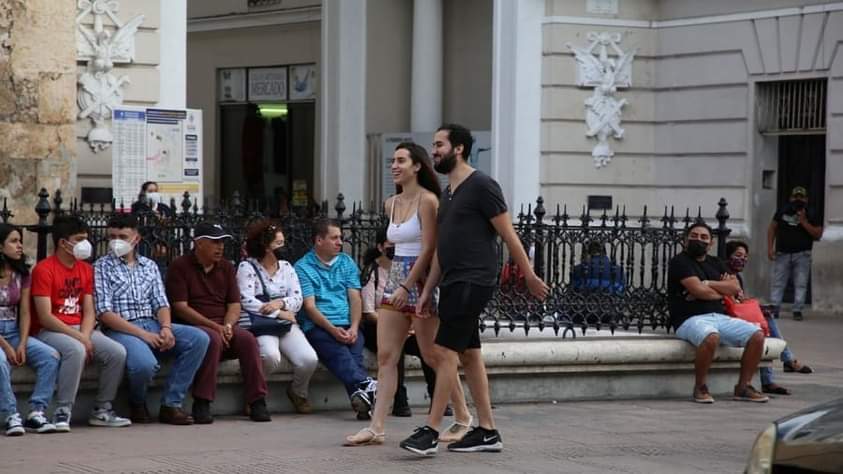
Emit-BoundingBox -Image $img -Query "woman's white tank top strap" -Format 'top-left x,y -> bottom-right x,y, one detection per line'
387,194 -> 423,257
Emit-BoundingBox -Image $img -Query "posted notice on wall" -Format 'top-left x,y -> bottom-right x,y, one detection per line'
112,107 -> 203,211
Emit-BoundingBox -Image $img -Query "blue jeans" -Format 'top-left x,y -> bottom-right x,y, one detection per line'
0,320 -> 60,416
760,315 -> 795,385
305,325 -> 369,397
105,319 -> 209,407
770,250 -> 811,313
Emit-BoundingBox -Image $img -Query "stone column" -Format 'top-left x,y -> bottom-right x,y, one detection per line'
157,0 -> 187,108
0,0 -> 77,225
491,0 -> 542,207
410,0 -> 442,133
319,0 -> 367,203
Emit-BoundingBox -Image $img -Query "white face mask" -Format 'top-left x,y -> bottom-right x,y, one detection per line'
109,239 -> 133,258
146,192 -> 161,205
71,239 -> 92,261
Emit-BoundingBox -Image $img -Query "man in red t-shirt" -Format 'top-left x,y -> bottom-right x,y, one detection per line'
31,216 -> 131,431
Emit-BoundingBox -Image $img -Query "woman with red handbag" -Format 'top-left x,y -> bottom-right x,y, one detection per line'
724,241 -> 813,396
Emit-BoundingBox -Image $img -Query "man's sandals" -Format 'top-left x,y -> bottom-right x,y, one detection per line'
344,427 -> 385,446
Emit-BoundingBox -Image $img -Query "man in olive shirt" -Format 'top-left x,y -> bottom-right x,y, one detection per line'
166,222 -> 270,423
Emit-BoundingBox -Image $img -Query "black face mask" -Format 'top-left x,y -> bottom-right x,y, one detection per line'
383,247 -> 395,260
686,239 -> 709,258
272,247 -> 286,260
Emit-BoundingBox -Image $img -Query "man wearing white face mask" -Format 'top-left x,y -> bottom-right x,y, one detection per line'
32,216 -> 131,430
95,214 -> 209,425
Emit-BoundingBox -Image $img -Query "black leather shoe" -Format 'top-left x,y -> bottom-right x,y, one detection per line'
159,406 -> 194,425
191,398 -> 213,424
249,399 -> 271,422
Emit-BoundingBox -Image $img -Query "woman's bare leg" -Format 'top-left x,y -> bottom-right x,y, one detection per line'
412,315 -> 471,423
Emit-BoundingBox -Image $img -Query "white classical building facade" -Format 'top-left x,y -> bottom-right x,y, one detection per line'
69,0 -> 843,309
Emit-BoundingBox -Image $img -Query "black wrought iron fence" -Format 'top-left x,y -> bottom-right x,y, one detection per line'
1,189 -> 731,337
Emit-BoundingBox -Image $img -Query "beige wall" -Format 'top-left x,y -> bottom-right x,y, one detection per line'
76,0 -> 162,195
186,22 -> 320,201
443,0 -> 493,130
365,0 -> 412,134
541,1 -> 843,308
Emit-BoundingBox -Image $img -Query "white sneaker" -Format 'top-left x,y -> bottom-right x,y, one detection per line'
52,408 -> 71,432
88,409 -> 132,427
4,413 -> 25,436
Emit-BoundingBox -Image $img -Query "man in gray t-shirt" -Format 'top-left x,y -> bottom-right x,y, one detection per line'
399,124 -> 549,457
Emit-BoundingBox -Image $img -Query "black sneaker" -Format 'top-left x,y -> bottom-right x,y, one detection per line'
400,426 -> 439,456
350,380 -> 374,418
249,398 -> 271,422
24,410 -> 56,434
191,398 -> 214,424
447,426 -> 503,453
793,311 -> 804,321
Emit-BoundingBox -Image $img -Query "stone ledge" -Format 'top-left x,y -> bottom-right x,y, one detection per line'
10,336 -> 786,420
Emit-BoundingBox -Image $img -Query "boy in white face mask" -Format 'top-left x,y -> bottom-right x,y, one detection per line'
31,216 -> 131,431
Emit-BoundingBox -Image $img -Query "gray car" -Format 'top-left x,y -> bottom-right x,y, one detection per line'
746,397 -> 843,473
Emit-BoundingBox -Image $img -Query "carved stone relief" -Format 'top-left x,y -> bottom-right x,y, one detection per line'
76,0 -> 144,152
566,32 -> 636,168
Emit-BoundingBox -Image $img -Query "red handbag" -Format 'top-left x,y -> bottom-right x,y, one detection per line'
723,297 -> 770,336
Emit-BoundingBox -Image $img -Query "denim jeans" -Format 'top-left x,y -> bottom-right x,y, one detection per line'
0,320 -> 60,416
305,325 -> 369,397
759,315 -> 795,386
770,250 -> 811,313
104,319 -> 209,408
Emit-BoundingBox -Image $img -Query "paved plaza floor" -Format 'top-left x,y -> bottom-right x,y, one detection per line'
2,314 -> 841,473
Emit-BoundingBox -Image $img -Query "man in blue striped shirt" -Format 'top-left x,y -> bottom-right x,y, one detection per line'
294,218 -> 376,419
95,214 -> 209,425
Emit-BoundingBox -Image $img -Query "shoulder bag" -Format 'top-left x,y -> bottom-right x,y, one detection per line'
246,261 -> 293,337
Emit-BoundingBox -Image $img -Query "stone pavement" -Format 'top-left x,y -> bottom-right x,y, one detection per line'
2,314 -> 840,474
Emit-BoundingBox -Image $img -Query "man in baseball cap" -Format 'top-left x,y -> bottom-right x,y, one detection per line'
166,221 -> 270,423
193,222 -> 233,240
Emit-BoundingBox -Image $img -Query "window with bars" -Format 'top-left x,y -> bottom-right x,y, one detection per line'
756,79 -> 826,134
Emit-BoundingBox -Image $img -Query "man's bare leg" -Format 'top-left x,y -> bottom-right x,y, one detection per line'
738,331 -> 764,387
425,345 -> 460,430
459,348 -> 494,430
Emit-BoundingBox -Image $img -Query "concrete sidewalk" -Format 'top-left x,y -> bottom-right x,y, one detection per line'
2,314 -> 841,474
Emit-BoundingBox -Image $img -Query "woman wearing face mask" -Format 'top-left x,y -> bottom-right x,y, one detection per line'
345,143 -> 471,447
0,224 -> 60,436
132,181 -> 174,218
236,219 -> 318,414
724,241 -> 812,395
357,228 -> 444,421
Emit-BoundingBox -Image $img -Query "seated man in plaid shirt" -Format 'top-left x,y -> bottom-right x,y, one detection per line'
95,214 -> 209,425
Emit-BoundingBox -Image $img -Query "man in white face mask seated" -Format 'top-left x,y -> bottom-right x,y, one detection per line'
94,214 -> 209,426
32,215 -> 132,431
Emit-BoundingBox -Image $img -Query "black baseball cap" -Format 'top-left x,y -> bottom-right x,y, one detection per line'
194,222 -> 232,240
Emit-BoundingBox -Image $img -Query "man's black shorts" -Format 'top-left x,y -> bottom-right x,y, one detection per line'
434,282 -> 495,353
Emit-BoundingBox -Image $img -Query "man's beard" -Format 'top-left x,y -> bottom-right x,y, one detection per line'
434,150 -> 457,174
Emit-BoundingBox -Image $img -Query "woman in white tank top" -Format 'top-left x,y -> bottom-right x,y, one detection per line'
345,143 -> 472,446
